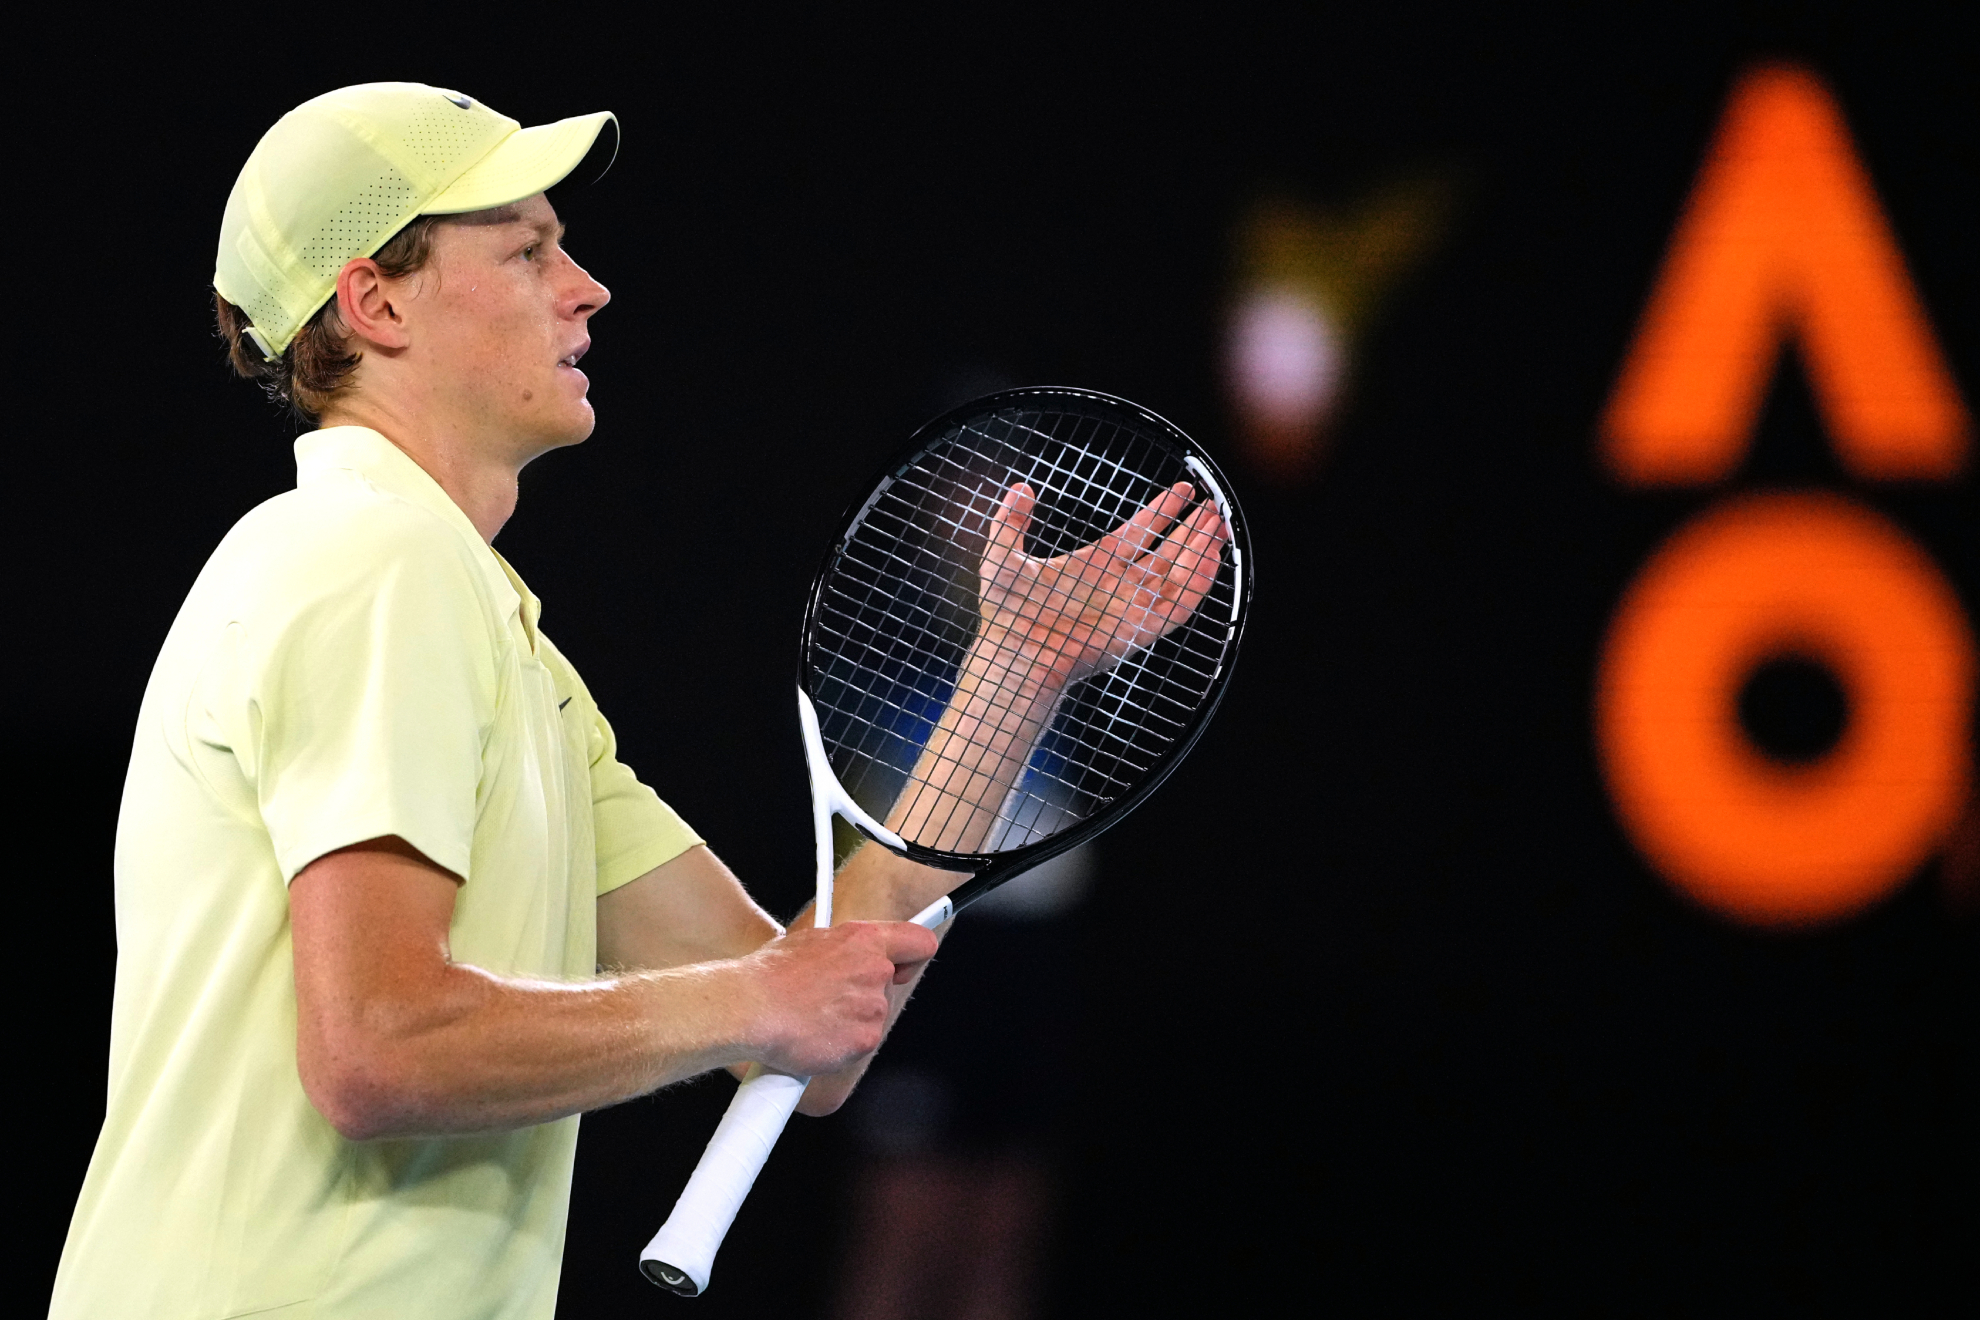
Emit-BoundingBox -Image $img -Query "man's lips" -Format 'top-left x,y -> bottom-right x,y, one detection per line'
558,338 -> 592,369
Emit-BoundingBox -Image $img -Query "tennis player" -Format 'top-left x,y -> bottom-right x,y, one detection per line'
49,81 -> 1215,1320
43,82 -> 954,1320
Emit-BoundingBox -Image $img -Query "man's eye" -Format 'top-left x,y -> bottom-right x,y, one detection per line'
522,244 -> 537,260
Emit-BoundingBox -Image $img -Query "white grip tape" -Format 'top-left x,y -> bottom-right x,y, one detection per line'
641,685 -> 956,1295
639,1068 -> 809,1295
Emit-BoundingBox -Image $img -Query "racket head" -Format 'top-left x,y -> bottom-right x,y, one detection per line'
798,386 -> 1252,910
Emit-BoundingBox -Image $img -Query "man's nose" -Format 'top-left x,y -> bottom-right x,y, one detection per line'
567,259 -> 610,317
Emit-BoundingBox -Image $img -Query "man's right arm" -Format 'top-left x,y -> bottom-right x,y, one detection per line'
289,836 -> 937,1141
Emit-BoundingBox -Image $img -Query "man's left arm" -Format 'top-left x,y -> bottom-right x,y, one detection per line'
594,478 -> 1224,1113
596,842 -> 956,1116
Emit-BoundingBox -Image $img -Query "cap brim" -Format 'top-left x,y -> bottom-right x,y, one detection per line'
424,110 -> 617,215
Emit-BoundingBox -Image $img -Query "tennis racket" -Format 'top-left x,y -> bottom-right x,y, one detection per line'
639,386 -> 1252,1295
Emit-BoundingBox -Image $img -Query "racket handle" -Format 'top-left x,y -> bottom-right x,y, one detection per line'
638,894 -> 952,1294
639,1066 -> 809,1296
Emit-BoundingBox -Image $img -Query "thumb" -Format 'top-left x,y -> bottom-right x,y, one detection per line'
987,482 -> 1035,557
880,920 -> 941,968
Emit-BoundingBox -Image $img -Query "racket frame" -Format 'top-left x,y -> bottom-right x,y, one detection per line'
639,387 -> 1251,1297
796,386 -> 1253,918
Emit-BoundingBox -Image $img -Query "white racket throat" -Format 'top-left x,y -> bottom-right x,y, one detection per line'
795,688 -> 929,928
637,691 -> 950,1296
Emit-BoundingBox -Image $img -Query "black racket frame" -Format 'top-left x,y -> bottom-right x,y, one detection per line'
797,386 -> 1254,915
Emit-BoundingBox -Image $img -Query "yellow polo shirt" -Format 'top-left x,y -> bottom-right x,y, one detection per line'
51,426 -> 702,1320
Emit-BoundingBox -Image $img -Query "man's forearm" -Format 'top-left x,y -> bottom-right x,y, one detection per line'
291,839 -> 934,1141
888,633 -> 1066,853
299,955 -> 770,1140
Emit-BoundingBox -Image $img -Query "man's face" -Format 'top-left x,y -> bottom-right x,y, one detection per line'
394,193 -> 609,459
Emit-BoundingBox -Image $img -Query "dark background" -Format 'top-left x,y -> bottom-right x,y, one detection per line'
14,4 -> 1973,1314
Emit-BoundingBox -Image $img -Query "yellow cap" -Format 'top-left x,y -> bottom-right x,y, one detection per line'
215,82 -> 616,359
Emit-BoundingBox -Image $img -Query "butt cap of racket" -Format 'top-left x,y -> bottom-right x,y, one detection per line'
639,1068 -> 809,1296
639,1259 -> 701,1297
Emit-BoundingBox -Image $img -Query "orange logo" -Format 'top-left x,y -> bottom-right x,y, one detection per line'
1595,63 -> 1974,927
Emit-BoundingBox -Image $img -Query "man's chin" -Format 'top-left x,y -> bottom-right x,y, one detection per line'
543,402 -> 598,448
511,409 -> 596,467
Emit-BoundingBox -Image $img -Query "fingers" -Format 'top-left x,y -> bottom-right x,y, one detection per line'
812,920 -> 938,983
1127,502 -> 1225,638
1172,502 -> 1228,586
986,482 -> 1036,559
1101,482 -> 1194,560
874,920 -> 941,973
1154,503 -> 1228,621
755,921 -> 943,1075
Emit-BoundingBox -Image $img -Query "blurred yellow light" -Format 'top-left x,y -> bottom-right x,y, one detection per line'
1226,180 -> 1451,481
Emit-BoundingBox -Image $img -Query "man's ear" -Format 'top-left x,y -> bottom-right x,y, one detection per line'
334,257 -> 413,351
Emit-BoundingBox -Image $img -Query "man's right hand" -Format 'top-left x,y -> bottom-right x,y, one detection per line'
735,921 -> 940,1078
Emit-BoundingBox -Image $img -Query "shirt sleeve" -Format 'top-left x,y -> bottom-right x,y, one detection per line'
589,705 -> 705,896
537,635 -> 704,895
208,507 -> 498,885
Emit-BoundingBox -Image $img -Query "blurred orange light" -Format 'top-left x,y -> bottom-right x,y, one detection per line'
1601,63 -> 1971,485
1597,493 -> 1974,926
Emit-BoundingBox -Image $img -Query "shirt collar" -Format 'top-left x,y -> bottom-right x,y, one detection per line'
294,426 -> 543,650
295,426 -> 483,544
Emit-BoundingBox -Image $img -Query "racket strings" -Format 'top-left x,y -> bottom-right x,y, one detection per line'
809,404 -> 1239,855
942,454 -> 1229,844
826,442 -> 1226,843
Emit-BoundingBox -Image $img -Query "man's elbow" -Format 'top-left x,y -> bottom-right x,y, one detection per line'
299,1040 -> 427,1141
